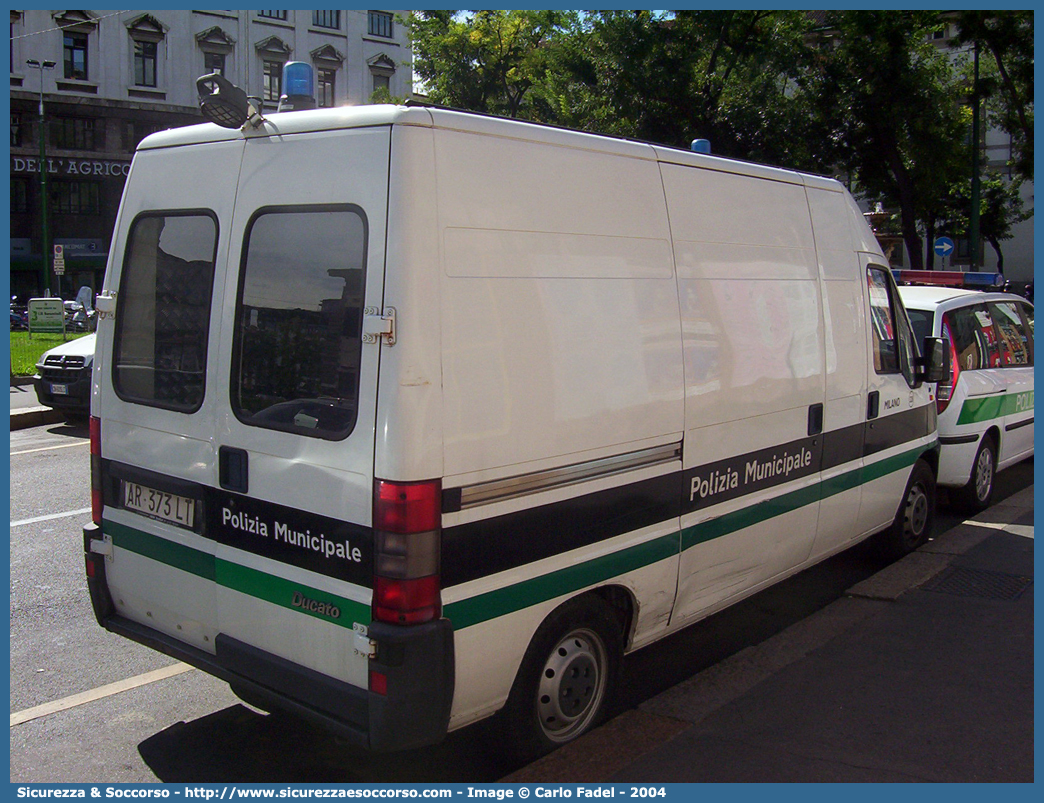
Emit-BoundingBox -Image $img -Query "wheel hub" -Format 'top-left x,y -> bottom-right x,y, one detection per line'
536,629 -> 607,742
974,448 -> 994,501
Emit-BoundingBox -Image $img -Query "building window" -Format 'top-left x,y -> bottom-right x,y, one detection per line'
263,59 -> 283,101
11,178 -> 30,214
134,40 -> 158,87
368,11 -> 393,38
11,113 -> 22,147
52,180 -> 100,215
125,121 -> 158,152
52,117 -> 97,151
204,51 -> 226,76
64,32 -> 89,80
258,11 -> 288,21
372,72 -> 390,95
313,11 -> 339,30
317,68 -> 335,107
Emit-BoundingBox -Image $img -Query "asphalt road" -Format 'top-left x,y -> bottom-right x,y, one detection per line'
8,419 -> 1033,783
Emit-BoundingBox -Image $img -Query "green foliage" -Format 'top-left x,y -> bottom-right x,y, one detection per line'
953,11 -> 1033,181
800,11 -> 970,269
406,10 -> 574,119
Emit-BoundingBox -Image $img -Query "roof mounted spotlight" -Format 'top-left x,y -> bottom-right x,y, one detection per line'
197,73 -> 250,129
691,139 -> 711,154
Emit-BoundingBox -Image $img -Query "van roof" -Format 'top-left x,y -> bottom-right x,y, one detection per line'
139,103 -> 841,191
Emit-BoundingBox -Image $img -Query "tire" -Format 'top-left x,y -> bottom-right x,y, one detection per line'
874,458 -> 936,560
952,435 -> 997,513
500,595 -> 622,763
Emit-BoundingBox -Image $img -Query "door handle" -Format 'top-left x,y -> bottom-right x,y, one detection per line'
867,391 -> 880,420
808,403 -> 824,436
219,446 -> 249,493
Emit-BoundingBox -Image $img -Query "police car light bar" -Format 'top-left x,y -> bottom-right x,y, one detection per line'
892,269 -> 1004,288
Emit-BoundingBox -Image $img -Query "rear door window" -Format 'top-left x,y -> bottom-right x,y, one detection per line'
113,212 -> 218,412
231,205 -> 368,440
990,301 -> 1033,366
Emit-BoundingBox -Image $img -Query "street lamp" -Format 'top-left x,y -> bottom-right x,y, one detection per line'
26,58 -> 56,297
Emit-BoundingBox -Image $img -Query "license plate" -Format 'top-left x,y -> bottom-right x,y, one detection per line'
123,481 -> 195,528
51,384 -> 68,395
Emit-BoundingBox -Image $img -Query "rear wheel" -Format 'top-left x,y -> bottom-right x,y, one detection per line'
952,435 -> 997,513
874,458 -> 935,560
500,595 -> 622,763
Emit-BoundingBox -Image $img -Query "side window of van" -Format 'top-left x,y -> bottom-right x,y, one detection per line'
990,301 -> 1032,366
867,267 -> 898,374
113,212 -> 218,412
231,205 -> 367,440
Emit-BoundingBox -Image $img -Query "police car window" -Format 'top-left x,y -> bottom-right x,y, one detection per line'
990,301 -> 1032,366
232,206 -> 367,440
113,212 -> 217,412
943,306 -> 988,371
906,309 -> 934,346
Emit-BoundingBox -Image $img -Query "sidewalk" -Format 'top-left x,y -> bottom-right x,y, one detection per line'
10,376 -> 65,430
506,486 -> 1034,783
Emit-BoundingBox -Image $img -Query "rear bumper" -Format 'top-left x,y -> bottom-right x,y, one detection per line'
84,522 -> 455,752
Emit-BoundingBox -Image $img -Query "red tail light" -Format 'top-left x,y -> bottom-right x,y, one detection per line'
937,322 -> 959,415
90,416 -> 103,525
372,479 -> 442,625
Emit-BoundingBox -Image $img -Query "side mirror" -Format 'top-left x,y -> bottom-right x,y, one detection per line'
919,337 -> 950,384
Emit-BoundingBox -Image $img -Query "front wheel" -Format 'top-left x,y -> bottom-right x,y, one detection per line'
874,459 -> 936,560
500,595 -> 622,763
952,436 -> 997,513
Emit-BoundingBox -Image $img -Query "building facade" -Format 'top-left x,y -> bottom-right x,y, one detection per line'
10,9 -> 412,301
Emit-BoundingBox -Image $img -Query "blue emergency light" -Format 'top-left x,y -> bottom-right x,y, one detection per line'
278,62 -> 316,112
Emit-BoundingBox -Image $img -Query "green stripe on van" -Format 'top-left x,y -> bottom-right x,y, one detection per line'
104,444 -> 926,632
103,520 -> 369,627
957,391 -> 1034,426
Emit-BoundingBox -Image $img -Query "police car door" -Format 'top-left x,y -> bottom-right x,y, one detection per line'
209,125 -> 390,690
860,260 -> 935,531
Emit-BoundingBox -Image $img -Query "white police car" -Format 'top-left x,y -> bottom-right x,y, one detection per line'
899,286 -> 1033,511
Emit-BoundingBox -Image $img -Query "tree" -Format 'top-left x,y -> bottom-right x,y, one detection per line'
550,11 -> 824,169
802,11 -> 969,269
953,11 -> 1033,181
405,10 -> 572,119
938,171 -> 1032,273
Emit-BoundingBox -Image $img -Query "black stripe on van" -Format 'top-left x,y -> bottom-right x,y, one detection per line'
442,404 -> 937,588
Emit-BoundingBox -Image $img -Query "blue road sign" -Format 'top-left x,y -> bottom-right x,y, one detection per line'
934,236 -> 955,257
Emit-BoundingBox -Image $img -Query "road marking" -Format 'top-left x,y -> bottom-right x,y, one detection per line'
10,441 -> 89,456
10,508 -> 92,528
970,520 -> 1034,539
11,663 -> 195,727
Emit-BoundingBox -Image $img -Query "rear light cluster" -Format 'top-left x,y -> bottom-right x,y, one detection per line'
90,416 -> 103,525
937,321 -> 959,414
372,479 -> 442,625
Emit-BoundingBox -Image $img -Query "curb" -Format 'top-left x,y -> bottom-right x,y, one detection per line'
502,498 -> 1033,783
10,406 -> 66,431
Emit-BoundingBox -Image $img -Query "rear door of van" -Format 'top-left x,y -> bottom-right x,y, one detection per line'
99,125 -> 390,694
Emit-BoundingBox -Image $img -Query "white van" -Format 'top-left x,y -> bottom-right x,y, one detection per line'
84,103 -> 946,759
899,286 -> 1033,511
